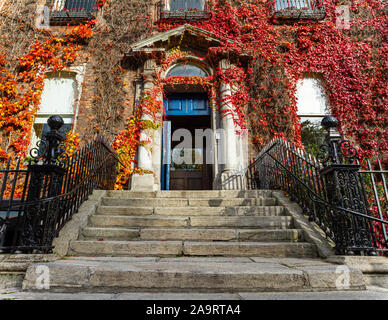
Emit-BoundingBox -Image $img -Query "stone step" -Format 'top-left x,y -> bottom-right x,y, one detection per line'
69,240 -> 315,258
96,206 -> 285,216
69,240 -> 183,257
100,197 -> 278,207
90,215 -> 189,228
81,227 -> 140,241
189,216 -> 293,228
140,228 -> 303,242
89,215 -> 293,229
81,227 -> 304,242
183,242 -> 317,258
23,257 -> 365,293
106,190 -> 274,199
97,207 -> 154,216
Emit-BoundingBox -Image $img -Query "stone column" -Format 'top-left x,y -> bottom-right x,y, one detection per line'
131,59 -> 160,191
218,59 -> 239,189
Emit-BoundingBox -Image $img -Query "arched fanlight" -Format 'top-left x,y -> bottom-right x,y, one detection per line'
167,63 -> 208,77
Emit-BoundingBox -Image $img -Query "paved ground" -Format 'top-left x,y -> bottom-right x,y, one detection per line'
1,286 -> 388,300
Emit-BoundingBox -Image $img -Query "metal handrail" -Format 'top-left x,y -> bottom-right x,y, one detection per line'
260,142 -> 388,226
0,116 -> 123,253
243,133 -> 387,255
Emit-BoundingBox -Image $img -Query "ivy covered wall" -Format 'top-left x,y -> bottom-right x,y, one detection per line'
0,0 -> 386,169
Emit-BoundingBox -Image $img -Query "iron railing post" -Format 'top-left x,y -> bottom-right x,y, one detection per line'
319,115 -> 376,256
16,116 -> 67,253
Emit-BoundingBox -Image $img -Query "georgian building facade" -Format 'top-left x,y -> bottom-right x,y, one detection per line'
1,0 -> 384,191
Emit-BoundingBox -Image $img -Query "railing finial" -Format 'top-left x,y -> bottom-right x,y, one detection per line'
321,115 -> 340,140
320,115 -> 358,165
30,115 -> 68,165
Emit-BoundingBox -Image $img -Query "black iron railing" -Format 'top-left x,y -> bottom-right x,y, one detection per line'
159,0 -> 212,21
223,115 -> 387,256
270,0 -> 326,21
0,115 -> 122,253
46,0 -> 97,24
358,157 -> 388,253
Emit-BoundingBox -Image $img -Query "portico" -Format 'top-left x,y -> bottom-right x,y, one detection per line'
126,25 -> 248,191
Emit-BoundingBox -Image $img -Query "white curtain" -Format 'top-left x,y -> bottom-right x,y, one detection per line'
38,74 -> 76,115
52,0 -> 66,11
296,77 -> 329,116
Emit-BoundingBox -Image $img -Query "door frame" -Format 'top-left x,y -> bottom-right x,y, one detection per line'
161,92 -> 217,190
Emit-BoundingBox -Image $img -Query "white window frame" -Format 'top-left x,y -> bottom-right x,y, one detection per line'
29,64 -> 85,151
164,0 -> 206,11
296,75 -> 330,125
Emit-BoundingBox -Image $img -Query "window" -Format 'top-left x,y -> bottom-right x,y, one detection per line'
271,0 -> 326,21
167,63 -> 208,77
48,0 -> 96,25
30,72 -> 77,149
160,0 -> 211,21
297,76 -> 329,156
275,0 -> 310,10
169,0 -> 205,11
296,76 -> 329,124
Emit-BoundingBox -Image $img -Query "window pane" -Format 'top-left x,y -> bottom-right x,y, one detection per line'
170,0 -> 205,10
167,64 -> 207,77
296,77 -> 329,116
64,0 -> 96,12
275,0 -> 310,10
53,0 -> 66,11
38,72 -> 76,115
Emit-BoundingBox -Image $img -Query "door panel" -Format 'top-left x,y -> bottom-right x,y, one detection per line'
162,93 -> 212,190
164,93 -> 210,116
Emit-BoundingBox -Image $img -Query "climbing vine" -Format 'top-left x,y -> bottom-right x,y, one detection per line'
0,1 -> 96,160
0,0 -> 386,189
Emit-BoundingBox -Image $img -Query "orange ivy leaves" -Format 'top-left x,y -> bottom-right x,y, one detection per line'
112,89 -> 162,190
0,22 -> 95,159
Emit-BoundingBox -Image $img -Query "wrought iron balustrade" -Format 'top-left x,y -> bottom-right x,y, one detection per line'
159,0 -> 212,21
271,0 -> 326,21
46,0 -> 97,24
0,115 -> 123,253
223,115 -> 387,256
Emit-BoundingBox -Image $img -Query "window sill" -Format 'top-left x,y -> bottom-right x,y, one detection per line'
272,9 -> 326,21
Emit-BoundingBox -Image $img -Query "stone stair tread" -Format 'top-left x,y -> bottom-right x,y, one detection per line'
97,205 -> 285,216
69,239 -> 317,258
69,240 -> 183,257
101,197 -> 278,207
22,257 -> 365,293
183,241 -> 318,258
89,215 -> 293,229
82,227 -> 304,242
106,190 -> 274,199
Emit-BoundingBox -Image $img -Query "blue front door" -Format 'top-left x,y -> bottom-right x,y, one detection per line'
164,93 -> 210,116
162,93 -> 211,190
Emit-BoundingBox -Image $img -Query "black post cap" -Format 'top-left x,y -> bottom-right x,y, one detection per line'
321,115 -> 339,130
47,115 -> 64,131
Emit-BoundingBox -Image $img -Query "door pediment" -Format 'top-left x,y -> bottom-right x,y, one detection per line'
126,24 -> 223,58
